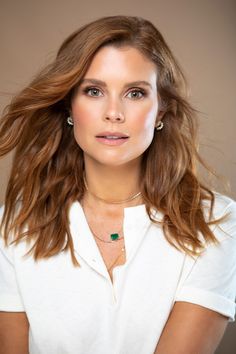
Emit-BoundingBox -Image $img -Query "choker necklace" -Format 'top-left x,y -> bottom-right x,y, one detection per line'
83,176 -> 141,205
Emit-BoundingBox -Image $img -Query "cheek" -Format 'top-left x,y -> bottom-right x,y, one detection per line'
72,102 -> 93,126
70,103 -> 93,148
130,102 -> 157,134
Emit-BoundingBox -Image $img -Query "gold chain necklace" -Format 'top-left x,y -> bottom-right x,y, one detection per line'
89,225 -> 126,273
90,227 -> 124,243
81,200 -> 124,242
83,176 -> 141,205
88,225 -> 125,273
107,247 -> 125,272
81,201 -> 126,274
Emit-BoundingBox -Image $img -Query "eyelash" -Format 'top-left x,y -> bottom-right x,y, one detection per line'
82,86 -> 147,99
127,89 -> 146,99
83,87 -> 102,97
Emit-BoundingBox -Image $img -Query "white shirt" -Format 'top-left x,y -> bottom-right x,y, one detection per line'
0,193 -> 236,354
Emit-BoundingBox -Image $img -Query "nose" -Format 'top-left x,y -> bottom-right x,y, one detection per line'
103,98 -> 125,123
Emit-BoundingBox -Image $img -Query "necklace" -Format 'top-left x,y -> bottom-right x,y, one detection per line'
107,247 -> 125,273
81,199 -> 124,242
89,225 -> 124,243
81,202 -> 126,275
83,176 -> 141,205
85,215 -> 126,273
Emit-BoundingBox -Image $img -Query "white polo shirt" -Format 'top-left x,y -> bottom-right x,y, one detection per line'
0,193 -> 236,354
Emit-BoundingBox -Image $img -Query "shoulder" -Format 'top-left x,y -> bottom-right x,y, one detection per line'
175,193 -> 236,322
0,204 -> 15,264
213,192 -> 236,217
202,192 -> 236,219
202,192 -> 236,242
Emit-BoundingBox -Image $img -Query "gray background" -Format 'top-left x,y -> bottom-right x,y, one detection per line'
0,0 -> 235,352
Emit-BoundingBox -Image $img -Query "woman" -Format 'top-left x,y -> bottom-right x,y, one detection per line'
0,15 -> 235,354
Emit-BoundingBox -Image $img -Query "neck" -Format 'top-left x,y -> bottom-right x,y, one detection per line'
82,159 -> 142,209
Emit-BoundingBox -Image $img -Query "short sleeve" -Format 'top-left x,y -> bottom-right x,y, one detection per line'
175,198 -> 236,322
0,207 -> 25,312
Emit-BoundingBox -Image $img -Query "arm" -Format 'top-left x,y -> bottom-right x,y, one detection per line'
0,219 -> 29,353
154,198 -> 236,353
154,301 -> 228,354
0,312 -> 29,354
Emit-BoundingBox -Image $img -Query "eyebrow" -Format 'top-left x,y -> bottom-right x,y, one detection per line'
79,78 -> 152,89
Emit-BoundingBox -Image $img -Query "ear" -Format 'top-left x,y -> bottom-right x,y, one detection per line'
159,109 -> 165,119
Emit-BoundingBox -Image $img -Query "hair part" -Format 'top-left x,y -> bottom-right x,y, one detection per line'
0,16 -> 221,265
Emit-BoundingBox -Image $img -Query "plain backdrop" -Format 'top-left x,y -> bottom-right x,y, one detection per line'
0,0 -> 235,352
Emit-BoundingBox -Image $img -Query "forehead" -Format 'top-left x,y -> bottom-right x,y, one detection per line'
83,45 -> 157,82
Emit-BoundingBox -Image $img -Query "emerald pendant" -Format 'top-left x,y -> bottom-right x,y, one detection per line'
110,233 -> 119,241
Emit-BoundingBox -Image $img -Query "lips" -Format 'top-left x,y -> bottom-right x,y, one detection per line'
97,136 -> 126,140
96,131 -> 129,139
95,131 -> 129,146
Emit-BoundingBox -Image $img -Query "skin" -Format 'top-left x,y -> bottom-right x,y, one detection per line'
71,45 -> 162,283
71,45 -> 161,203
154,302 -> 228,354
0,45 -> 229,353
0,312 -> 29,353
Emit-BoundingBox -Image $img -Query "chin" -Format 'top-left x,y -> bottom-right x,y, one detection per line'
83,147 -> 144,168
98,155 -> 143,169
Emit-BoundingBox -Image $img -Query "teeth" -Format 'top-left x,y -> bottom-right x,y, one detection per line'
97,135 -> 128,139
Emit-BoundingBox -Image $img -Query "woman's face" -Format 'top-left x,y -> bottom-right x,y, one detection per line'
71,45 -> 161,168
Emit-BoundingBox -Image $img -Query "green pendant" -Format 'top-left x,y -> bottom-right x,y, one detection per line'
110,233 -> 119,241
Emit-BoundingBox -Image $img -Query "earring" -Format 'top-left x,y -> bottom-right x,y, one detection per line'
156,121 -> 164,131
67,116 -> 74,126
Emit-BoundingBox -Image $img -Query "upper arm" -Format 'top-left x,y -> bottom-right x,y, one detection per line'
155,198 -> 236,354
0,235 -> 25,312
0,216 -> 28,353
0,312 -> 29,354
175,200 -> 236,323
154,301 -> 228,354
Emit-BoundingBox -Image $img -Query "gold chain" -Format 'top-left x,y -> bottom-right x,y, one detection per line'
91,228 -> 124,243
90,226 -> 126,273
107,247 -> 125,272
83,176 -> 141,204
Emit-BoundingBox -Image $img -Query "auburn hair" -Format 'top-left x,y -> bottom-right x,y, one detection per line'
0,15 -> 220,265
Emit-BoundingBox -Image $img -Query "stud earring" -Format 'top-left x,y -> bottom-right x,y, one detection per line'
155,121 -> 164,131
67,116 -> 74,126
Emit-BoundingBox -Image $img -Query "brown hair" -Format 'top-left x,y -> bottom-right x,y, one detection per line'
0,15 -> 220,265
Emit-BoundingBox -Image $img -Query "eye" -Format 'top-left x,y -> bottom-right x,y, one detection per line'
126,89 -> 146,99
84,87 -> 103,97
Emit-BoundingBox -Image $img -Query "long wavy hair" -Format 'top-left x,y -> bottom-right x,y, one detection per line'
0,16 -> 221,265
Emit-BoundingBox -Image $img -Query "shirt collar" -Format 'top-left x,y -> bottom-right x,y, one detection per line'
68,202 -> 161,277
